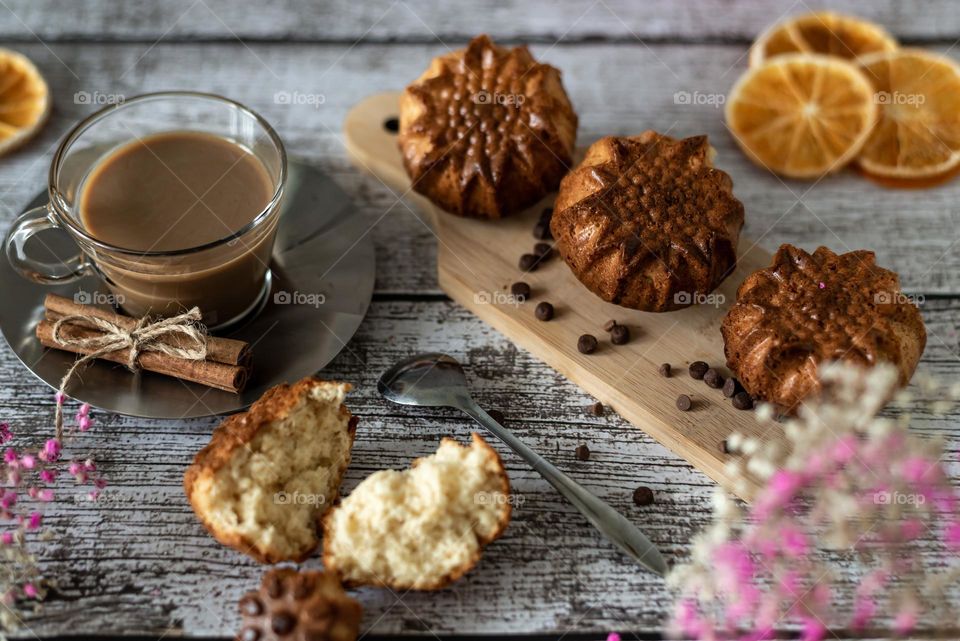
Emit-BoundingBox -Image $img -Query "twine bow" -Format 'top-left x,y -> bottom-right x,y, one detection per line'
51,308 -> 208,438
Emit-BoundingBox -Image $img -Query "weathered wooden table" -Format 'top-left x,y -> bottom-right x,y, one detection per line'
0,1 -> 958,639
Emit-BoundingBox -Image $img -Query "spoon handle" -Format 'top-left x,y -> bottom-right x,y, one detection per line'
462,401 -> 668,576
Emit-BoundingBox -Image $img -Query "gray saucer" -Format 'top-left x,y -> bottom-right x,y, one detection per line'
0,159 -> 375,419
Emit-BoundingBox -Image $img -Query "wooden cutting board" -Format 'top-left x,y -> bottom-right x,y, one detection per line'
344,92 -> 782,499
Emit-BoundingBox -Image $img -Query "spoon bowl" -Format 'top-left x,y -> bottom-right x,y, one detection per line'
377,352 -> 470,408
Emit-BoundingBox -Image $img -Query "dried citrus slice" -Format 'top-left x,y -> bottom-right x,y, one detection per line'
0,48 -> 50,156
856,49 -> 960,180
726,54 -> 877,178
750,12 -> 897,67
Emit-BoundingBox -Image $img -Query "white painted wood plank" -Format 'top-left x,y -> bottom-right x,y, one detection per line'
5,298 -> 958,636
2,42 -> 960,294
0,0 -> 957,42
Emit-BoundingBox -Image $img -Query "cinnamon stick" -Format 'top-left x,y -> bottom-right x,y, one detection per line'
43,294 -> 251,366
36,320 -> 249,394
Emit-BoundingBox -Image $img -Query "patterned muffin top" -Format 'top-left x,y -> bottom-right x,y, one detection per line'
722,245 -> 926,412
398,34 -> 577,218
551,131 -> 744,311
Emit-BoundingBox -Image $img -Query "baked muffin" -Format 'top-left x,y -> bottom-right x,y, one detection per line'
184,378 -> 356,563
398,34 -> 577,219
722,245 -> 926,414
551,131 -> 744,311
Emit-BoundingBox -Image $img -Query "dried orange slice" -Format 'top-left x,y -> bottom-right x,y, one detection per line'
726,54 -> 878,178
750,12 -> 897,67
856,49 -> 960,180
0,48 -> 50,156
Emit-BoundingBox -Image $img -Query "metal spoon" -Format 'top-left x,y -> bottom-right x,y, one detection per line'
378,352 -> 668,576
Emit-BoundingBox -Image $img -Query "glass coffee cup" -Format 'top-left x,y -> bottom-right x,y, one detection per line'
4,91 -> 286,329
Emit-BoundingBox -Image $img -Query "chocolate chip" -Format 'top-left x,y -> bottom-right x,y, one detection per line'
239,627 -> 262,641
703,368 -> 724,389
676,394 -> 692,411
602,319 -> 618,332
658,363 -> 671,377
577,334 -> 598,354
633,486 -> 655,506
610,324 -> 630,345
238,595 -> 263,617
382,117 -> 399,133
722,377 -> 741,398
589,401 -> 604,416
533,242 -> 552,258
533,222 -> 553,240
540,206 -> 554,222
510,281 -> 531,300
732,391 -> 754,410
720,440 -> 730,454
271,612 -> 297,636
519,253 -> 539,271
535,301 -> 554,321
575,444 -> 591,461
264,574 -> 284,598
488,409 -> 505,424
689,361 -> 709,380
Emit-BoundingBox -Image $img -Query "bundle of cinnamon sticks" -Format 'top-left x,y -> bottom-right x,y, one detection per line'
36,294 -> 251,393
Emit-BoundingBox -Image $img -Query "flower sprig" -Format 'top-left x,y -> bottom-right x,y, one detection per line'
0,395 -> 104,631
668,363 -> 960,640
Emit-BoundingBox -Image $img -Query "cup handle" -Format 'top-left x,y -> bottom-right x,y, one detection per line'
4,205 -> 91,284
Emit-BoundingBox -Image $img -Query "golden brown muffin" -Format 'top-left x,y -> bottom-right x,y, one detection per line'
184,378 -> 357,564
722,245 -> 926,414
236,568 -> 362,641
551,131 -> 744,311
398,34 -> 577,219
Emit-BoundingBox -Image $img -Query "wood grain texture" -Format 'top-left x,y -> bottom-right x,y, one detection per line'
0,0 -> 958,42
0,3 -> 955,636
3,41 -> 960,294
8,298 -> 960,637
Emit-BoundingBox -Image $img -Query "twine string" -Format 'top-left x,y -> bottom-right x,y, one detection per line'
50,307 -> 208,439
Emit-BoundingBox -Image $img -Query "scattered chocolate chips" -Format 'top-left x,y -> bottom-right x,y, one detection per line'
675,394 -> 692,411
533,242 -> 552,258
703,368 -> 724,389
689,361 -> 709,380
239,596 -> 264,617
603,319 -> 618,332
510,281 -> 531,300
722,377 -> 741,398
732,391 -> 754,410
518,253 -> 540,271
488,409 -> 505,424
535,301 -> 554,321
610,324 -> 630,345
532,221 -> 552,240
578,334 -> 599,354
271,612 -> 297,636
633,486 -> 655,506
575,444 -> 591,461
589,401 -> 605,416
720,440 -> 730,454
658,363 -> 672,377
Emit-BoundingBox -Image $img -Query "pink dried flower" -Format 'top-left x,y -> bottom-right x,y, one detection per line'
21,583 -> 38,599
54,391 -> 65,406
18,454 -> 35,469
0,532 -> 12,546
606,634 -> 621,641
77,415 -> 92,432
24,512 -> 41,530
39,469 -> 56,484
2,449 -> 16,464
0,423 -> 11,444
40,438 -> 61,462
